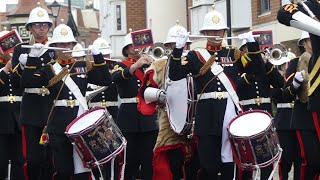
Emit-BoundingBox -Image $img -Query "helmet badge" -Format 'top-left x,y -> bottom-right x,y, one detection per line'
60,27 -> 68,36
37,10 -> 44,17
101,42 -> 107,47
212,15 -> 220,24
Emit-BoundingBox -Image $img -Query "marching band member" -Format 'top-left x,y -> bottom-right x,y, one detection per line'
0,29 -> 24,179
138,21 -> 199,180
90,36 -> 119,123
271,51 -> 300,180
89,36 -> 120,180
169,5 -> 244,180
11,5 -> 54,180
111,30 -> 158,180
72,43 -> 86,61
283,31 -> 320,180
236,38 -> 284,180
20,23 -> 111,180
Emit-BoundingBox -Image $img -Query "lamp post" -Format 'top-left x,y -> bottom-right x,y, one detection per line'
49,0 -> 61,28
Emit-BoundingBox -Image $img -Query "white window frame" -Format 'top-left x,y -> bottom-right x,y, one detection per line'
110,0 -> 126,35
260,0 -> 270,15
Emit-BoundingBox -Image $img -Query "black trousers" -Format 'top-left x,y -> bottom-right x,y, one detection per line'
0,132 -> 24,180
167,148 -> 184,180
297,130 -> 320,180
49,134 -> 91,180
197,135 -> 234,180
277,130 -> 301,180
22,125 -> 53,180
122,131 -> 158,180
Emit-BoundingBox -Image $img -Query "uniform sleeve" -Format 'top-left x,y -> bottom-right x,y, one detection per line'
10,45 -> 26,89
0,70 -> 9,87
266,62 -> 284,88
242,42 -> 266,75
21,56 -> 52,88
271,88 -> 283,104
87,53 -> 112,86
111,62 -> 132,83
169,48 -> 194,81
283,58 -> 298,101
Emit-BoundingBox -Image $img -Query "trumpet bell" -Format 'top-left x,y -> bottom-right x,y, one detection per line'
265,44 -> 290,65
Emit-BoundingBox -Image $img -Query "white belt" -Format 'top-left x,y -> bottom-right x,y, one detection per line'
277,102 -> 294,108
120,97 -> 139,104
88,101 -> 119,107
197,91 -> 229,100
0,95 -> 22,103
24,87 -> 50,96
240,97 -> 271,106
54,99 -> 80,108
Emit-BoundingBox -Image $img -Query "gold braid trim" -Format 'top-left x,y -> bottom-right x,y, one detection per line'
86,60 -> 93,72
234,48 -> 241,60
192,53 -> 217,78
47,66 -> 69,87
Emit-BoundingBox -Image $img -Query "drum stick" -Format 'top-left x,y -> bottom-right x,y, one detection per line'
104,58 -> 121,62
172,35 -> 219,38
217,34 -> 261,40
63,47 -> 109,53
21,45 -> 70,51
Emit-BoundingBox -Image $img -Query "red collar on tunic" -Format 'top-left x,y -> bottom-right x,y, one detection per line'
57,58 -> 75,65
35,38 -> 48,45
124,57 -> 137,64
206,43 -> 222,51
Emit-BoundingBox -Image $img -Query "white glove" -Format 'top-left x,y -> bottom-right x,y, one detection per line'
175,32 -> 189,49
88,45 -> 100,55
29,43 -> 45,57
238,31 -> 255,43
293,70 -> 304,89
19,53 -> 28,70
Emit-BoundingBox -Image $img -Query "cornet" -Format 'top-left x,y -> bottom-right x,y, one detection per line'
264,44 -> 290,65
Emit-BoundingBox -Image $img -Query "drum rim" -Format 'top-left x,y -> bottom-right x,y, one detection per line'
227,109 -> 272,137
65,107 -> 106,135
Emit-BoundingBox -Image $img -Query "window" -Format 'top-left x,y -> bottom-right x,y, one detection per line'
260,0 -> 270,14
110,0 -> 126,34
116,5 -> 121,31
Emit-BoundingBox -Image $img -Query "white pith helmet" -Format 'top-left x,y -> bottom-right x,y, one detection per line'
200,4 -> 229,33
93,35 -> 112,55
164,20 -> 191,46
49,21 -> 77,46
25,2 -> 52,31
122,29 -> 133,57
239,39 -> 247,50
72,43 -> 86,58
297,31 -> 310,46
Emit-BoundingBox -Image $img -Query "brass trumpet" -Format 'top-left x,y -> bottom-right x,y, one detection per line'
264,44 -> 290,65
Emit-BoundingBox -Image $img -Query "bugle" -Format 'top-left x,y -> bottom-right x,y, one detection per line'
264,44 -> 290,65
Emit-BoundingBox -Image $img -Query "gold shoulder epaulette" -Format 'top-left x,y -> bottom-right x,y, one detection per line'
234,48 -> 241,60
15,41 -> 29,47
86,60 -> 93,71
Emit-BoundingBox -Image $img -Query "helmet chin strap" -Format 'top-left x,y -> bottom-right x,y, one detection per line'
207,38 -> 222,45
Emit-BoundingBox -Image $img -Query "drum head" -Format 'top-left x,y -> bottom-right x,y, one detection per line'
229,111 -> 271,137
166,78 -> 188,134
66,108 -> 105,134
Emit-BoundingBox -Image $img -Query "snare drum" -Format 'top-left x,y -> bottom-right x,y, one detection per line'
227,110 -> 280,170
65,107 -> 126,168
165,75 -> 195,135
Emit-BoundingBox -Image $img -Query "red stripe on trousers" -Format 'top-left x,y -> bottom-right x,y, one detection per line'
296,130 -> 307,180
311,112 -> 320,141
21,125 -> 29,180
